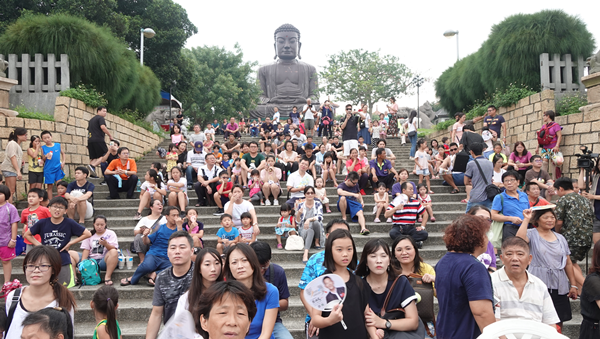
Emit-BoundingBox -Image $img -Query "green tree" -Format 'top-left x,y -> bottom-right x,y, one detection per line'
319,49 -> 413,112
0,13 -> 160,113
436,9 -> 596,115
182,44 -> 260,126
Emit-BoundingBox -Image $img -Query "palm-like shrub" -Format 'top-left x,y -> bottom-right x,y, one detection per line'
0,13 -> 161,114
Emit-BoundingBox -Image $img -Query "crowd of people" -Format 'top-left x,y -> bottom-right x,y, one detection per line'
0,100 -> 598,339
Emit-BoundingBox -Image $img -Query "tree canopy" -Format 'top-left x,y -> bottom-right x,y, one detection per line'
319,49 -> 413,112
180,44 -> 261,125
435,9 -> 596,115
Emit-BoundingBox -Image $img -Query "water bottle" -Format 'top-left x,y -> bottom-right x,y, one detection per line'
136,178 -> 141,192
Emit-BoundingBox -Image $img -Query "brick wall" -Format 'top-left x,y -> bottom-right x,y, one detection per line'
427,89 -> 600,179
0,96 -> 162,198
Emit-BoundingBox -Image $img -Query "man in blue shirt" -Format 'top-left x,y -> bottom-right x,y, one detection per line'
121,206 -> 183,286
299,219 -> 350,339
251,242 -> 293,339
369,147 -> 400,190
491,170 -> 530,242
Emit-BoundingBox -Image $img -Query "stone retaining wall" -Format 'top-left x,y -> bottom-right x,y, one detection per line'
0,96 -> 162,199
427,89 -> 600,179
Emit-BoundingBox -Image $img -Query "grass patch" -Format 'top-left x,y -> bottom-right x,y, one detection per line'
556,93 -> 587,116
14,106 -> 55,121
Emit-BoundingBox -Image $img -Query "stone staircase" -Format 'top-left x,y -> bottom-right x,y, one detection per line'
6,135 -> 583,338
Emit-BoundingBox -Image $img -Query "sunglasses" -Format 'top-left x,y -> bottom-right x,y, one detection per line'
450,148 -> 458,151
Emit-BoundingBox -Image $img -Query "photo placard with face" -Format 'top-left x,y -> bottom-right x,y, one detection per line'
303,273 -> 347,311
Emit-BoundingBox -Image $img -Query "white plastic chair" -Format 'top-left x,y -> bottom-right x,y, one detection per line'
477,319 -> 569,339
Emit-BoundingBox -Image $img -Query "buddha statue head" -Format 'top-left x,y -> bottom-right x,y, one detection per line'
274,23 -> 301,60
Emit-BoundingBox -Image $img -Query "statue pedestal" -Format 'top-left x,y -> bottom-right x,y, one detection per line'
582,73 -> 600,105
0,77 -> 18,117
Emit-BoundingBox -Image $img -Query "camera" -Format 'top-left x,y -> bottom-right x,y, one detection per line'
575,145 -> 598,170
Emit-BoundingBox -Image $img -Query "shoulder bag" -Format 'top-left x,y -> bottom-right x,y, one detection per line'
473,158 -> 502,200
490,194 -> 504,248
380,275 -> 427,339
130,216 -> 162,253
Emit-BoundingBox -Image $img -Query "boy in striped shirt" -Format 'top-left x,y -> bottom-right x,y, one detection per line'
385,182 -> 428,247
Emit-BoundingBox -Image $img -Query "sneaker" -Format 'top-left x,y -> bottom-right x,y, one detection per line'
187,184 -> 192,190
360,189 -> 366,195
386,218 -> 392,223
260,201 -> 265,206
134,212 -> 142,220
87,164 -> 98,178
99,181 -> 107,186
213,208 -> 224,216
265,199 -> 271,206
273,199 -> 279,206
374,218 -> 381,223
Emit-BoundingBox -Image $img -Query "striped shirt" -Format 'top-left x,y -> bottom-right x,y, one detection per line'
491,267 -> 560,325
387,197 -> 424,226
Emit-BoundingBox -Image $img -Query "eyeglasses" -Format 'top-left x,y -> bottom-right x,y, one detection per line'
533,159 -> 543,163
504,179 -> 517,184
305,191 -> 315,195
50,205 -> 65,210
25,264 -> 51,272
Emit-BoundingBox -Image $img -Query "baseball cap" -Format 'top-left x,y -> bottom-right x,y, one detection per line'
194,141 -> 203,152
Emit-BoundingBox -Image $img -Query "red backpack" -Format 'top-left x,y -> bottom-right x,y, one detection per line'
537,122 -> 557,146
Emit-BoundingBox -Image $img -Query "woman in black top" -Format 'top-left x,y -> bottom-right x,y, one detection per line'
356,239 -> 423,338
580,240 -> 600,339
309,229 -> 374,339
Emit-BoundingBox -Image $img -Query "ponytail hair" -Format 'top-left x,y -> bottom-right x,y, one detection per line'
8,127 -> 27,142
92,285 -> 120,339
23,246 -> 77,312
148,169 -> 162,189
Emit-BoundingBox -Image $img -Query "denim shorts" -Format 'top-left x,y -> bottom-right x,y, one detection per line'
416,168 -> 430,176
1,171 -> 17,177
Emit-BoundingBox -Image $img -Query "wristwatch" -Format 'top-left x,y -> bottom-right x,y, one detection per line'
385,320 -> 392,330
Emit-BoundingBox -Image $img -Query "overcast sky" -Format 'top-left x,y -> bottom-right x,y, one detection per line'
173,0 -> 599,112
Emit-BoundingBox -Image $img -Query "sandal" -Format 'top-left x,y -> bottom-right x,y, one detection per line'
360,229 -> 370,236
326,209 -> 332,213
146,278 -> 156,287
120,278 -> 132,286
450,188 -> 460,194
461,199 -> 468,203
430,217 -> 436,222
429,190 -> 434,194
105,279 -> 113,286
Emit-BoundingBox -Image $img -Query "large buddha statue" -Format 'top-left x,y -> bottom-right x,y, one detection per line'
249,24 -> 319,119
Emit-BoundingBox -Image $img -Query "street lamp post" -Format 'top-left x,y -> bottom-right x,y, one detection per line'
140,28 -> 156,66
169,80 -> 177,121
411,76 -> 425,129
443,30 -> 459,62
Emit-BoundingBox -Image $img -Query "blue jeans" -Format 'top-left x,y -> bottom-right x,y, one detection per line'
409,133 -> 418,157
185,166 -> 197,184
251,128 -> 259,137
465,199 -> 492,213
273,321 -> 293,339
130,254 -> 171,285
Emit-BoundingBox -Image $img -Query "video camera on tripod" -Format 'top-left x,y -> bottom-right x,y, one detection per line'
575,145 -> 598,170
575,145 -> 599,193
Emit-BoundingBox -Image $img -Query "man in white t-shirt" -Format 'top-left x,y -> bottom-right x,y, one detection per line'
273,106 -> 280,124
291,128 -> 307,144
187,124 -> 206,144
286,158 -> 314,207
193,153 -> 222,207
186,142 -> 206,189
224,188 -> 258,233
302,98 -> 317,137
204,124 -> 215,141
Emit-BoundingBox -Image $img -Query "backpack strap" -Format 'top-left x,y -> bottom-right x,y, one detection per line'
6,288 -> 22,332
473,158 -> 491,186
269,264 -> 274,284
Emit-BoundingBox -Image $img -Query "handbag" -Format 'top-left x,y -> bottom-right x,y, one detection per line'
380,275 -> 427,339
284,235 -> 304,251
490,194 -> 504,248
473,158 -> 502,201
407,273 -> 435,323
131,216 -> 162,253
